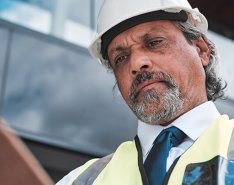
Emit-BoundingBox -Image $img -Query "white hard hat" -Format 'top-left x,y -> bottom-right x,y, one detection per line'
89,0 -> 208,65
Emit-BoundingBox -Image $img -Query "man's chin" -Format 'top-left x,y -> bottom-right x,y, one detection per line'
132,101 -> 181,125
137,100 -> 162,113
133,106 -> 164,123
130,86 -> 184,125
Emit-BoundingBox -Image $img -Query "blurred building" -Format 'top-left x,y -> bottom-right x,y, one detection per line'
0,0 -> 234,182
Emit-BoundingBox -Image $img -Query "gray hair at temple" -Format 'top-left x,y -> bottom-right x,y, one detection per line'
102,21 -> 227,102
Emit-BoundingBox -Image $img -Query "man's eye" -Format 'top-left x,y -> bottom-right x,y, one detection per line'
148,39 -> 162,48
115,55 -> 128,64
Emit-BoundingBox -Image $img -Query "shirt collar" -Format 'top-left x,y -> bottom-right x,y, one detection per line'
137,101 -> 221,157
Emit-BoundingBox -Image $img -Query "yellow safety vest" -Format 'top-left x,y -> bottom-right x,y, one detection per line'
68,115 -> 234,185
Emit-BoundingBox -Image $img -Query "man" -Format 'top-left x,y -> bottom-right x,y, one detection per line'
57,0 -> 234,184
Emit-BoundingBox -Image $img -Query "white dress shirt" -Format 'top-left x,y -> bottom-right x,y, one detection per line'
138,101 -> 221,170
57,101 -> 221,184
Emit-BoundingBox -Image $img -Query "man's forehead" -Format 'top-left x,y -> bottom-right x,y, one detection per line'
100,10 -> 190,59
108,21 -> 176,52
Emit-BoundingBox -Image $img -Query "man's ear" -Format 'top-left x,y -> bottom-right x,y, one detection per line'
192,36 -> 211,67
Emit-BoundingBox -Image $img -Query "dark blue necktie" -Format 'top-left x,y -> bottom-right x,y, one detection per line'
144,126 -> 186,185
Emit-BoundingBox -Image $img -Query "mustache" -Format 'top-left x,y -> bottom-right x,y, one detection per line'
129,71 -> 176,99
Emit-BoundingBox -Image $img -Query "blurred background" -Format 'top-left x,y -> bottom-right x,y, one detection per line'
0,0 -> 234,182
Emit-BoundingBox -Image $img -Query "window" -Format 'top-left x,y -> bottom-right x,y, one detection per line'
0,0 -> 105,47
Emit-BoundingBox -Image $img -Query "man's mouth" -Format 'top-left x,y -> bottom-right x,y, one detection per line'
129,71 -> 176,101
136,80 -> 163,94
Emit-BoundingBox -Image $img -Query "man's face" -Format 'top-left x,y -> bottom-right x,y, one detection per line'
107,20 -> 210,125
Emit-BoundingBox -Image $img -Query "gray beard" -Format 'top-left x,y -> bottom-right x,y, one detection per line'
129,75 -> 184,124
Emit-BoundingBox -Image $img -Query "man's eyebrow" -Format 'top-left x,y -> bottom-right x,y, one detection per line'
139,26 -> 166,41
108,26 -> 167,56
108,45 -> 126,57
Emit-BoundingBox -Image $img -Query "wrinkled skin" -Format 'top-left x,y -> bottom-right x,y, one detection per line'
107,20 -> 211,125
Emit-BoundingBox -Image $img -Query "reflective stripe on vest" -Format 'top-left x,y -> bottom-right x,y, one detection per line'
67,140 -> 143,185
69,115 -> 234,185
67,159 -> 98,185
72,154 -> 113,185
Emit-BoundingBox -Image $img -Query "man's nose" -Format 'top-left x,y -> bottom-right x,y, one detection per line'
130,50 -> 153,76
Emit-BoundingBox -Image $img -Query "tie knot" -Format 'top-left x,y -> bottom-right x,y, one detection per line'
166,126 -> 186,147
154,126 -> 186,147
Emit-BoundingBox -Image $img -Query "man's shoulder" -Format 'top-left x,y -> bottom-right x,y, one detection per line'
56,158 -> 99,185
56,140 -> 135,185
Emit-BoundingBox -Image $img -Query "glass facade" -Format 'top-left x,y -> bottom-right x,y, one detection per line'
0,0 -> 105,47
0,0 -> 234,156
0,22 -> 137,156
